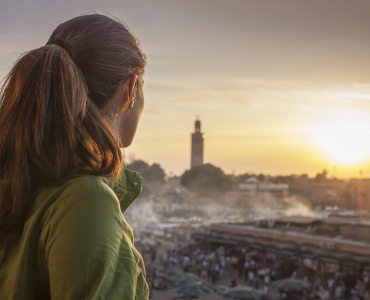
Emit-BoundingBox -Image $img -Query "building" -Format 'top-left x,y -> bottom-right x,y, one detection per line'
239,177 -> 289,194
225,177 -> 289,206
289,177 -> 346,207
193,215 -> 370,268
348,179 -> 370,211
239,176 -> 259,191
191,118 -> 204,168
310,180 -> 343,205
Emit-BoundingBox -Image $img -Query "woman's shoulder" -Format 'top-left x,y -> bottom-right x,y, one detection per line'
30,174 -> 148,299
42,173 -> 114,197
33,174 -> 132,245
60,174 -> 114,195
61,169 -> 142,211
31,170 -> 141,234
32,175 -> 120,220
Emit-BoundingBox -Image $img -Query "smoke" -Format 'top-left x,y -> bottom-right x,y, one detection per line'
124,197 -> 161,238
283,195 -> 319,217
124,187 -> 320,240
250,192 -> 319,219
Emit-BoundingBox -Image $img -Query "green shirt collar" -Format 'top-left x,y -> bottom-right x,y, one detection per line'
102,168 -> 142,213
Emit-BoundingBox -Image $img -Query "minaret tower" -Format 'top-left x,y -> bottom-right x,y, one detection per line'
191,118 -> 204,168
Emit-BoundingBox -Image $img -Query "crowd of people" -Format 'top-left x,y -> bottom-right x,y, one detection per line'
139,241 -> 370,300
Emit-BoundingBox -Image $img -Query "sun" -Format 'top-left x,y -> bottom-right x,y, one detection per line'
313,120 -> 370,165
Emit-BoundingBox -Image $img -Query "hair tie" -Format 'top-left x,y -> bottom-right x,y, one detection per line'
46,38 -> 76,60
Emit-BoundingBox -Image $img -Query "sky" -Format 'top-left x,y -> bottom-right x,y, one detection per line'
1,0 -> 370,178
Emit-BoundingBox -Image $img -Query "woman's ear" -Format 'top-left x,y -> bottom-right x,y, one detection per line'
113,75 -> 144,148
124,74 -> 138,108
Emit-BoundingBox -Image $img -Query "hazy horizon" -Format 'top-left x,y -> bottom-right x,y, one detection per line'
1,0 -> 370,178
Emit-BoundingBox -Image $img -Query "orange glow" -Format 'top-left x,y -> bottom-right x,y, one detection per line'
310,120 -> 370,165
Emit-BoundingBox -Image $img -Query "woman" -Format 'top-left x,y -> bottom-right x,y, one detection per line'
0,14 -> 148,299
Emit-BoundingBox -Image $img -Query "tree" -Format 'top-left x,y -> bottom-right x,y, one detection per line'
146,163 -> 166,183
126,160 -> 149,175
236,173 -> 252,184
126,159 -> 166,195
180,163 -> 232,196
274,175 -> 294,184
315,169 -> 328,182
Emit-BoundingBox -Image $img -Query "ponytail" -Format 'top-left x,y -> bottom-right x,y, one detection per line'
0,44 -> 122,245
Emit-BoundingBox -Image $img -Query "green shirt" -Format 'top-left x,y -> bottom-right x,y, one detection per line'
0,169 -> 149,300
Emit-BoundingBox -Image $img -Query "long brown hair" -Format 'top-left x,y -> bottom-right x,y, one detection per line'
0,14 -> 146,246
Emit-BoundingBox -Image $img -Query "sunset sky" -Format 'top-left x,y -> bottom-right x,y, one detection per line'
1,0 -> 370,178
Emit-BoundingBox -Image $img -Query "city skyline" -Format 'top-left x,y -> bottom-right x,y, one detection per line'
1,1 -> 370,178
